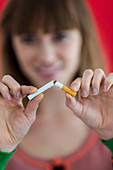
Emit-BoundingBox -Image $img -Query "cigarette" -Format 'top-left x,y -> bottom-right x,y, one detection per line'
27,80 -> 54,100
54,80 -> 77,97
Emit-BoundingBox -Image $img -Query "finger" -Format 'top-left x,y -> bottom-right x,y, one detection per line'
81,69 -> 93,97
0,82 -> 12,100
2,75 -> 21,99
103,73 -> 113,91
65,93 -> 83,118
91,68 -> 105,95
24,93 -> 44,123
21,85 -> 38,98
70,78 -> 82,92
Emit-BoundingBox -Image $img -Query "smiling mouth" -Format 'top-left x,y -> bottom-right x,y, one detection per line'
34,65 -> 62,75
34,67 -> 61,78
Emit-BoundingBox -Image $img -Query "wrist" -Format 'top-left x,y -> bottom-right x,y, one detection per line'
0,144 -> 17,153
0,148 -> 16,170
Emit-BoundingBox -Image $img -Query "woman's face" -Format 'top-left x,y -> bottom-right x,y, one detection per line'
12,29 -> 82,87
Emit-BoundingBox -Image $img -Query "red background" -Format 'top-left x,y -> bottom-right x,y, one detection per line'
0,0 -> 113,72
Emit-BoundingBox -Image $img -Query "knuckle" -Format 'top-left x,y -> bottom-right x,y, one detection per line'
13,84 -> 20,90
2,75 -> 11,81
108,73 -> 113,79
0,83 -> 8,92
1,87 -> 7,93
13,81 -> 20,89
83,69 -> 93,76
2,75 -> 20,90
75,77 -> 81,82
72,77 -> 81,84
106,78 -> 112,84
71,79 -> 78,86
95,68 -> 104,75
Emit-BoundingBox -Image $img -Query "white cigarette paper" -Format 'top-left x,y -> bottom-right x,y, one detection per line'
27,80 -> 54,100
54,80 -> 77,97
54,81 -> 63,89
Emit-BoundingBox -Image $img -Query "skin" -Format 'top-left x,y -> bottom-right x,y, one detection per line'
66,69 -> 113,140
12,29 -> 82,87
0,28 -> 113,155
0,75 -> 44,152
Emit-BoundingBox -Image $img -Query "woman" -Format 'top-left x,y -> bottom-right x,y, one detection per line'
0,0 -> 113,169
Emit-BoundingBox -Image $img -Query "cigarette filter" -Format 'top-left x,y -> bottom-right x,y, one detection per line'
27,80 -> 54,100
54,81 -> 77,97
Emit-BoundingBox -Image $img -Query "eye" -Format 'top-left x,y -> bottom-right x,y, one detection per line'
53,32 -> 68,41
20,35 -> 38,44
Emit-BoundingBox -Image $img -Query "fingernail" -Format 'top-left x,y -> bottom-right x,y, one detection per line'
30,88 -> 37,93
92,88 -> 98,94
71,85 -> 77,91
81,90 -> 87,97
16,92 -> 22,98
6,93 -> 11,100
66,96 -> 70,102
103,85 -> 107,91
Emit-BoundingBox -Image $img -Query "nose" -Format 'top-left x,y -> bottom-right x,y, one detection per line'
37,40 -> 56,66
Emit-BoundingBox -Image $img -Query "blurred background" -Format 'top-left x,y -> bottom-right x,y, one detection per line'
0,0 -> 113,73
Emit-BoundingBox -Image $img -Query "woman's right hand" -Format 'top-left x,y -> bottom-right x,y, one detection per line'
0,75 -> 44,153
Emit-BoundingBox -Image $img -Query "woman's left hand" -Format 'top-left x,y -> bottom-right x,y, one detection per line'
66,68 -> 113,140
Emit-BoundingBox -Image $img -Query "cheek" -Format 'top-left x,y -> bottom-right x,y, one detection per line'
66,51 -> 81,76
15,46 -> 36,67
62,42 -> 81,67
61,40 -> 82,80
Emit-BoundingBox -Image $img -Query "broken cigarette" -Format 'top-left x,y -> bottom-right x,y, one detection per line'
27,80 -> 54,100
54,80 -> 77,97
27,80 -> 77,100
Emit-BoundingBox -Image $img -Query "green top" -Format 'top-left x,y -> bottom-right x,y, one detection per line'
0,149 -> 16,170
101,138 -> 113,159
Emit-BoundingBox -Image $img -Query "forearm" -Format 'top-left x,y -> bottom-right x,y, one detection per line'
0,149 -> 16,170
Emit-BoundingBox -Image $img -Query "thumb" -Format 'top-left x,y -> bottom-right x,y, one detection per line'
24,93 -> 44,123
65,93 -> 84,119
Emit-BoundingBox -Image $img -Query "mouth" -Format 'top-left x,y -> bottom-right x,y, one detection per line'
34,65 -> 62,78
